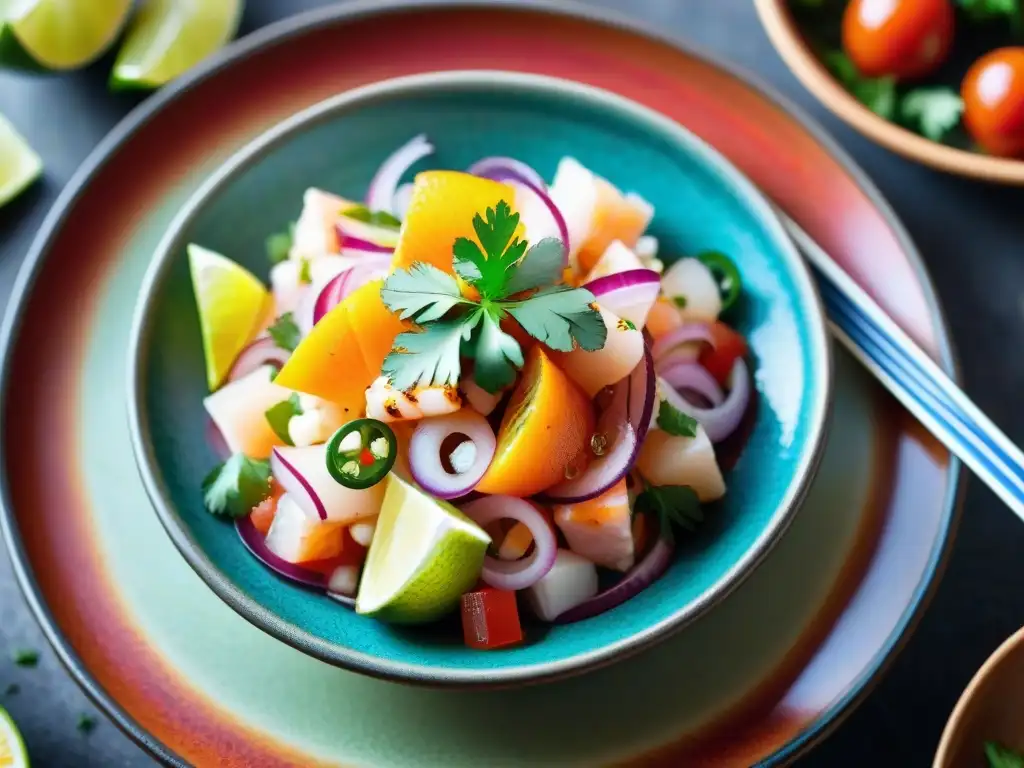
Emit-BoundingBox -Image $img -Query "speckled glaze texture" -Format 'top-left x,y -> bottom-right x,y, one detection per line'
0,3 -> 962,767
130,72 -> 832,683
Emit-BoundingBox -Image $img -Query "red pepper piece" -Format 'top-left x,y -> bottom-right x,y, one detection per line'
460,588 -> 523,650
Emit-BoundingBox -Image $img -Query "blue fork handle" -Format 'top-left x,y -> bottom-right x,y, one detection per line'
779,211 -> 1024,521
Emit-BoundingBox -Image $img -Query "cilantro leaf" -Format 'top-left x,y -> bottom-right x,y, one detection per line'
503,237 -> 565,295
636,485 -> 704,543
267,312 -> 301,352
383,315 -> 480,391
959,0 -> 1020,24
381,263 -> 470,323
672,296 -> 687,309
901,87 -> 964,141
12,649 -> 38,667
825,51 -> 897,119
505,286 -> 606,352
472,309 -> 525,393
265,394 -> 303,445
452,200 -> 527,299
266,222 -> 295,264
202,453 -> 272,518
986,742 -> 1024,768
298,258 -> 312,285
656,400 -> 699,437
342,204 -> 401,230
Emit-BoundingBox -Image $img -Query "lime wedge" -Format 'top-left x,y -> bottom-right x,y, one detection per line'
0,707 -> 29,768
187,244 -> 270,391
0,0 -> 132,71
0,114 -> 40,206
357,475 -> 490,624
110,0 -> 243,90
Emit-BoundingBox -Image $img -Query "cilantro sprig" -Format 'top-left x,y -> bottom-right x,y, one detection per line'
901,87 -> 964,142
656,399 -> 699,438
202,453 -> 272,518
265,394 -> 303,445
635,484 -> 704,543
986,742 -> 1024,768
267,312 -> 301,352
381,201 -> 605,393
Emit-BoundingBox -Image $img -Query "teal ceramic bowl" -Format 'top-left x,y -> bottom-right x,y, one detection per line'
128,71 -> 832,687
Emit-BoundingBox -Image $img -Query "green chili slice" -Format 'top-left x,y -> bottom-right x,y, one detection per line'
325,419 -> 398,490
697,250 -> 742,313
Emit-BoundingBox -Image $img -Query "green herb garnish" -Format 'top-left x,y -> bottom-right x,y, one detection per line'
298,258 -> 313,285
343,204 -> 402,230
656,400 -> 699,437
381,201 -> 604,393
958,0 -> 1021,26
825,51 -> 897,119
266,221 -> 296,264
12,649 -> 38,668
202,453 -> 272,518
635,484 -> 704,543
265,394 -> 303,445
672,296 -> 688,309
76,713 -> 97,735
267,312 -> 301,352
901,87 -> 965,142
986,742 -> 1024,768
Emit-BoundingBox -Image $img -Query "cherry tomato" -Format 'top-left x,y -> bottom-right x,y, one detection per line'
699,322 -> 748,386
842,0 -> 954,80
461,588 -> 523,650
962,48 -> 1024,158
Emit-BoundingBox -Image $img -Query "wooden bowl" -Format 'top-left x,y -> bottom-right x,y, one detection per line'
934,626 -> 1024,766
754,0 -> 1024,184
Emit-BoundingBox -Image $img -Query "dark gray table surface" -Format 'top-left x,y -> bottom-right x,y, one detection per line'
2,0 -> 1024,765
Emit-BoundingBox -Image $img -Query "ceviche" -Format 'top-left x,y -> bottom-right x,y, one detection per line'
192,136 -> 755,649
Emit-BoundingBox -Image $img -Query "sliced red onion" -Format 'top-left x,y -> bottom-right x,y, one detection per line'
392,182 -> 414,221
311,259 -> 390,327
235,516 -> 325,589
227,336 -> 290,382
367,134 -> 433,215
467,156 -> 547,189
409,411 -> 496,499
555,527 -> 674,623
338,238 -> 393,255
650,322 -> 715,363
585,269 -> 660,328
661,359 -> 751,443
629,343 -> 657,447
270,447 -> 327,521
335,216 -> 400,250
658,362 -> 725,407
461,497 -> 558,591
473,167 -> 569,259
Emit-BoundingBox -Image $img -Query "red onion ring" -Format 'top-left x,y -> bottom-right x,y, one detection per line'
584,269 -> 660,328
650,322 -> 715,363
661,359 -> 751,443
409,411 -> 496,499
554,526 -> 674,623
461,497 -> 558,591
227,336 -> 290,383
336,237 -> 393,254
334,217 -> 399,250
392,182 -> 414,220
658,362 -> 725,407
473,168 -> 569,259
311,260 -> 390,327
236,516 -> 325,589
467,156 -> 547,189
630,343 -> 657,447
366,134 -> 433,215
270,447 -> 328,521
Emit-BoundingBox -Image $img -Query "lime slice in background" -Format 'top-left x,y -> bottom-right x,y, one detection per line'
110,0 -> 243,90
357,474 -> 491,624
0,0 -> 132,71
187,243 -> 270,391
0,114 -> 40,207
0,707 -> 29,768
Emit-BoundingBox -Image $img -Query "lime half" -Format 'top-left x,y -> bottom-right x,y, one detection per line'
0,114 -> 40,206
0,707 -> 29,768
356,475 -> 490,624
110,0 -> 243,90
187,244 -> 270,391
0,0 -> 132,71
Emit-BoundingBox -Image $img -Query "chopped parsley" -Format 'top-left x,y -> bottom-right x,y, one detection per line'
266,221 -> 295,264
381,200 -> 605,393
901,87 -> 964,142
298,258 -> 312,285
265,394 -> 303,445
343,204 -> 402,230
656,400 -> 699,437
12,649 -> 38,667
76,713 -> 98,735
958,0 -> 1020,26
267,312 -> 301,352
202,453 -> 272,518
986,742 -> 1024,768
672,296 -> 688,309
824,51 -> 897,119
635,484 -> 704,542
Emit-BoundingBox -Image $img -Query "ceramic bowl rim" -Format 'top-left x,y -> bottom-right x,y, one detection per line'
126,69 -> 833,687
753,0 -> 1024,185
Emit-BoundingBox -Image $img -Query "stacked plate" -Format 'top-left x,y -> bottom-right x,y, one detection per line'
0,2 -> 962,766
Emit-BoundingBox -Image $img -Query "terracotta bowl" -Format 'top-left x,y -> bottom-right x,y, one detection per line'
935,626 -> 1024,766
754,0 -> 1024,185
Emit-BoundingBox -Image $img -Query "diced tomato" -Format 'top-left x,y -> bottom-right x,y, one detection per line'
699,322 -> 748,386
249,479 -> 282,536
460,588 -> 523,650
